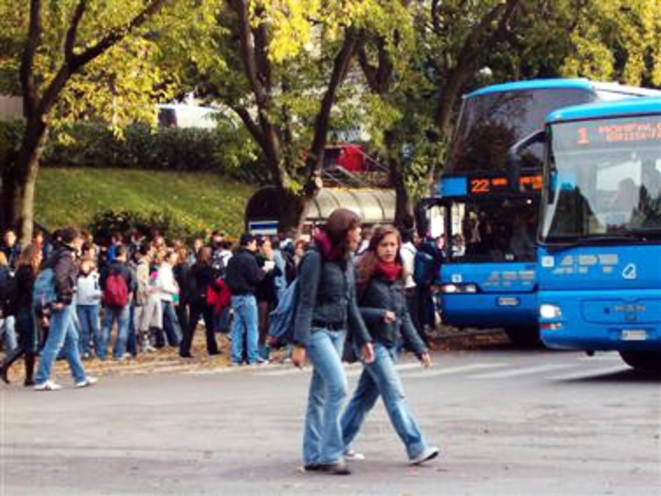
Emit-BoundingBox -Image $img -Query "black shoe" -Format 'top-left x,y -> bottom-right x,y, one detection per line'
315,462 -> 351,475
0,365 -> 9,385
179,352 -> 193,358
23,378 -> 35,387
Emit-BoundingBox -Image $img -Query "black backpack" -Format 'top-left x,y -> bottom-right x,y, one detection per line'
0,268 -> 17,317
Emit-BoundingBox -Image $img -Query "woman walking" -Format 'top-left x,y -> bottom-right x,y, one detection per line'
292,208 -> 374,476
341,225 -> 439,465
0,245 -> 42,386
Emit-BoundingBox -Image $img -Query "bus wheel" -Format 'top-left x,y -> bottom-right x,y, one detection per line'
619,351 -> 661,371
503,326 -> 542,348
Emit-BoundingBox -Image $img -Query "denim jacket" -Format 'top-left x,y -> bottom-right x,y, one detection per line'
293,249 -> 371,348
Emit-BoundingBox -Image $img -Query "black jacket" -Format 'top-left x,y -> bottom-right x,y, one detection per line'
359,275 -> 427,356
293,249 -> 371,348
225,248 -> 264,295
48,245 -> 78,306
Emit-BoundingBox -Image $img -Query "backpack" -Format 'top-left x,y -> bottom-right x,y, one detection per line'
282,250 -> 297,283
413,250 -> 436,287
0,269 -> 16,316
33,268 -> 57,311
267,279 -> 299,346
104,272 -> 129,307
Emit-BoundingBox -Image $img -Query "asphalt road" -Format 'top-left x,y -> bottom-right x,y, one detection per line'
1,347 -> 660,496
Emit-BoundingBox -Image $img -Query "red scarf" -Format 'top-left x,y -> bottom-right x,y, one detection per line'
375,260 -> 402,282
313,230 -> 344,261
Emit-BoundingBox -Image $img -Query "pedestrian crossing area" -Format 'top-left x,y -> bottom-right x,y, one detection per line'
206,352 -> 631,382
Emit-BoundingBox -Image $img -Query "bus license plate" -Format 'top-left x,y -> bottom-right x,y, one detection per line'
621,330 -> 647,341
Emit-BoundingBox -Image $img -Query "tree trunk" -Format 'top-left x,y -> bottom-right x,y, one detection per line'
385,132 -> 414,231
12,117 -> 48,245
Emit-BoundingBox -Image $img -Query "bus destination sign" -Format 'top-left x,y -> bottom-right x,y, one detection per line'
469,174 -> 542,194
469,176 -> 509,194
554,115 -> 661,152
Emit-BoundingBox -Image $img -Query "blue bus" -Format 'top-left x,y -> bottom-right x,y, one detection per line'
425,79 -> 660,346
536,97 -> 661,370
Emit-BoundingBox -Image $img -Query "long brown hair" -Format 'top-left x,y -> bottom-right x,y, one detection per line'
16,244 -> 42,275
356,225 -> 406,296
321,208 -> 361,260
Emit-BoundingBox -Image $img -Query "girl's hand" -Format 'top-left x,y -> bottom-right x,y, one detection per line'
420,352 -> 432,368
361,343 -> 375,364
292,346 -> 306,368
383,311 -> 396,323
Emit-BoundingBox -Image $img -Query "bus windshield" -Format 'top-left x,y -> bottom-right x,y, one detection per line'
446,89 -> 594,174
448,196 -> 538,263
541,115 -> 661,242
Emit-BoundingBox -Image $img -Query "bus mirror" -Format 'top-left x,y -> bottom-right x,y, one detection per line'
506,130 -> 546,191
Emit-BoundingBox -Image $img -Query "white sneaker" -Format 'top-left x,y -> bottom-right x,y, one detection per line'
409,446 -> 439,465
344,449 -> 366,461
75,376 -> 99,388
34,380 -> 62,391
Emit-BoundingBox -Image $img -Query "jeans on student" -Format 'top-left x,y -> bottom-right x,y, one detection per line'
126,303 -> 137,356
302,327 -> 348,466
100,305 -> 130,359
341,342 -> 428,460
35,304 -> 86,385
230,294 -> 259,364
161,301 -> 182,346
76,304 -> 100,356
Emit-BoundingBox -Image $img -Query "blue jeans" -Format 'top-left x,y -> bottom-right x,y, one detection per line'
303,328 -> 348,466
161,301 -> 182,346
126,303 -> 137,356
76,305 -> 100,356
341,342 -> 428,460
100,305 -> 130,359
35,304 -> 86,385
230,295 -> 259,364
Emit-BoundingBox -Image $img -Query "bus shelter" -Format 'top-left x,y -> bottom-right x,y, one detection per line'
244,186 -> 396,235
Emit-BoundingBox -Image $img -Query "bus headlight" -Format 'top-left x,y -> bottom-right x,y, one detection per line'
441,283 -> 478,294
540,304 -> 562,319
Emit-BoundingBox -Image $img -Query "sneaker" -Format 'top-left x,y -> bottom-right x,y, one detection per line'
344,449 -> 365,461
34,380 -> 63,391
305,461 -> 351,475
75,376 -> 98,388
409,446 -> 439,466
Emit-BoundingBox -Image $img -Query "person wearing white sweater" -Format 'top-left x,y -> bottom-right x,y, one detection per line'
156,250 -> 182,346
75,257 -> 102,358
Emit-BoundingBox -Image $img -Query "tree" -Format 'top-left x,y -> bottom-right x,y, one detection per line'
185,1 -> 371,231
0,0 -> 176,243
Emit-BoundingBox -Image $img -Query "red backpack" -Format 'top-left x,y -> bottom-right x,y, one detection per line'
104,273 -> 128,308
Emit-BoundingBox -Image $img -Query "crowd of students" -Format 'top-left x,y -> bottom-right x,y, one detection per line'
0,225 -> 305,388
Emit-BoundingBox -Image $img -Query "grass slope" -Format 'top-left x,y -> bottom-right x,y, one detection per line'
35,168 -> 255,237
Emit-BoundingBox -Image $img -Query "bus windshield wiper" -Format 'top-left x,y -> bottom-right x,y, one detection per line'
543,233 -> 646,252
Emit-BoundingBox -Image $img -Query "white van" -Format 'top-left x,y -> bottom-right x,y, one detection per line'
156,104 -> 219,129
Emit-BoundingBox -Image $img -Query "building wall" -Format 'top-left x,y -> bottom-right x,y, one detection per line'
0,96 -> 23,120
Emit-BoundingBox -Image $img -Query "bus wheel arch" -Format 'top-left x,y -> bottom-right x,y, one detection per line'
618,351 -> 661,372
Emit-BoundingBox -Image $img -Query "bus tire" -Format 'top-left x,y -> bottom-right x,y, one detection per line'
619,351 -> 661,371
503,326 -> 542,348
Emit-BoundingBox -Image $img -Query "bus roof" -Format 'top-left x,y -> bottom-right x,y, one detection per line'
465,78 -> 661,99
546,97 -> 661,124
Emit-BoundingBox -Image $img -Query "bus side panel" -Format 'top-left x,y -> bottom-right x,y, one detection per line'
441,292 -> 538,328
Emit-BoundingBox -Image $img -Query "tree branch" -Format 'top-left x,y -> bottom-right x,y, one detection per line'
303,28 -> 362,191
64,0 -> 88,61
69,0 -> 169,70
38,0 -> 169,117
20,0 -> 42,118
229,0 -> 268,107
231,105 -> 266,151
